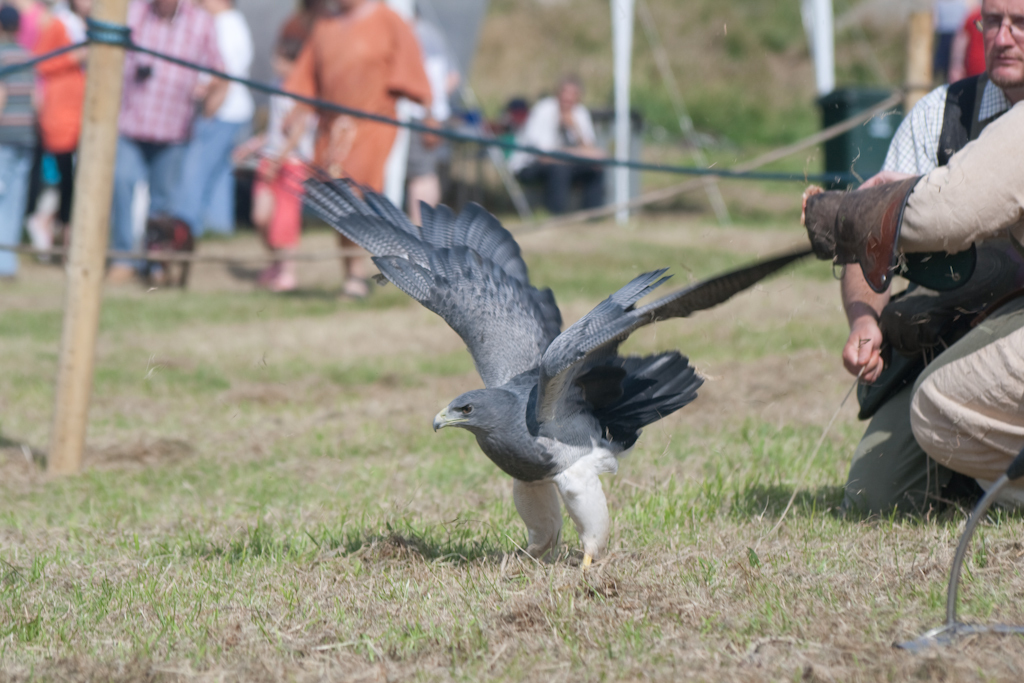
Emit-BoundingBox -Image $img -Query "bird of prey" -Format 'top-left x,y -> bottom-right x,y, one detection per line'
304,178 -> 810,567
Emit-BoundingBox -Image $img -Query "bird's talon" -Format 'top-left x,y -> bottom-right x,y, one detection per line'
582,554 -> 593,570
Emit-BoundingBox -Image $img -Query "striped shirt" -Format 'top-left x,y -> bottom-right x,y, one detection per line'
118,0 -> 223,143
882,80 -> 1012,175
0,40 -> 36,148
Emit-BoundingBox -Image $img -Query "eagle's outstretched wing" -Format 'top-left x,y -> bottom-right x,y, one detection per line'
537,248 -> 812,425
303,178 -> 562,387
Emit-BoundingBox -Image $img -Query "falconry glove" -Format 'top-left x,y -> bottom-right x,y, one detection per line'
803,176 -> 922,293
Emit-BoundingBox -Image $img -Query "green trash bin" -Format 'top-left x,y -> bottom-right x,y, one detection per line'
818,88 -> 902,188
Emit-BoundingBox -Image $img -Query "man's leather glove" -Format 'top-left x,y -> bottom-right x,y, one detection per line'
803,176 -> 921,293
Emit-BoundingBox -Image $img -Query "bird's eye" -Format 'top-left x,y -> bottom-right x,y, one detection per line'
460,405 -> 473,415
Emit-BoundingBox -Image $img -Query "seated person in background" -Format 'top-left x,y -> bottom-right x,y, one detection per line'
509,75 -> 604,215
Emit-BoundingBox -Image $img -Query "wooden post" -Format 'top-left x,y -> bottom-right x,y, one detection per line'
905,11 -> 934,112
48,0 -> 131,475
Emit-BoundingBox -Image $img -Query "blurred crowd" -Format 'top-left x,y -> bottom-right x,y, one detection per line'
0,0 -> 607,289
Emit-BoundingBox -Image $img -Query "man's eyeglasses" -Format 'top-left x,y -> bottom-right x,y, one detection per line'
974,13 -> 1024,39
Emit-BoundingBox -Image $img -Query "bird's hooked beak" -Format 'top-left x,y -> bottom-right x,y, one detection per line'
432,406 -> 467,432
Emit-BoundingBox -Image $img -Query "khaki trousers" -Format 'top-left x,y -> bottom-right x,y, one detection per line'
911,295 -> 1024,505
844,295 -> 1024,513
844,383 -> 951,514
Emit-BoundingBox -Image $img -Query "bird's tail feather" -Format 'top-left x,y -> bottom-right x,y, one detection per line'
592,352 -> 703,448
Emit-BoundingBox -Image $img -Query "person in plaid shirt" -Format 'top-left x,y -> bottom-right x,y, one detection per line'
107,0 -> 224,283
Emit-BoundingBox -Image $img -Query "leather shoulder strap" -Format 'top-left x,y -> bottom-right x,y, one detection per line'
938,74 -> 983,166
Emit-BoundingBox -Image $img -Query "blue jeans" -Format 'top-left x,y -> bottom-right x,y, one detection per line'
176,117 -> 245,237
112,136 -> 185,265
0,144 -> 33,276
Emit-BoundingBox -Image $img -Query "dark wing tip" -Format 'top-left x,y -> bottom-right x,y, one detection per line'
639,247 -> 813,320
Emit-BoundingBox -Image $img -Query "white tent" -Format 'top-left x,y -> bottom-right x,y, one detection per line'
611,0 -> 634,224
802,0 -> 836,96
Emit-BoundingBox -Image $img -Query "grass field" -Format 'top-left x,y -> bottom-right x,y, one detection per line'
2,216 -> 1024,682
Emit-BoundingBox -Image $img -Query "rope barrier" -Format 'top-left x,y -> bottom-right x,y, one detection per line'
519,91 -> 904,233
84,17 -> 132,47
0,18 -> 867,186
0,244 -> 368,263
126,38 -> 856,184
0,18 -> 907,267
0,41 -> 87,80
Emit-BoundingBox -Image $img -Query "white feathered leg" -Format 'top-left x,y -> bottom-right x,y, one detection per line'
553,457 -> 610,568
512,479 -> 563,560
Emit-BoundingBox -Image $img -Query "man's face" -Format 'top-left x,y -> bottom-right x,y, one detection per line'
558,83 -> 581,113
983,0 -> 1024,89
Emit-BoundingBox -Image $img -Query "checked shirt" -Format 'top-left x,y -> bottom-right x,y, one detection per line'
882,79 -> 1012,175
119,0 -> 223,144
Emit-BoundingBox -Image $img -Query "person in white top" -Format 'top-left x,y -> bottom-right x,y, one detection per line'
174,0 -> 254,237
509,75 -> 605,214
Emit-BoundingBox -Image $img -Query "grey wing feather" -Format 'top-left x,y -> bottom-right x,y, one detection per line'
422,201 -> 560,341
633,248 -> 813,323
420,202 -> 530,285
304,182 -> 430,264
303,178 -> 564,381
537,248 -> 812,425
374,248 -> 555,388
537,269 -> 670,423
363,187 -> 421,235
304,176 -> 562,347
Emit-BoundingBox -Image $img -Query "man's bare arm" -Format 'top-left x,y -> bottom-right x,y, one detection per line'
841,265 -> 890,383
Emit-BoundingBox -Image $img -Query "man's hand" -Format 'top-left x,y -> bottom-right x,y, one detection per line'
858,170 -> 916,190
800,185 -> 824,226
843,315 -> 885,383
841,264 -> 891,383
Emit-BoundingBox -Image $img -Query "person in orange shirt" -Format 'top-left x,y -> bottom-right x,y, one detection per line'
283,0 -> 430,299
32,0 -> 87,244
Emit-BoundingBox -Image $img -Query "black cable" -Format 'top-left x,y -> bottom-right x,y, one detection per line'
0,19 -> 859,186
126,41 -> 853,185
85,17 -> 132,47
0,41 -> 87,81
